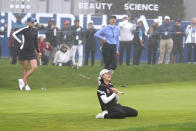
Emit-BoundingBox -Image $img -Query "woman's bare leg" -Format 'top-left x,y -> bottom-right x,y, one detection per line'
23,59 -> 38,84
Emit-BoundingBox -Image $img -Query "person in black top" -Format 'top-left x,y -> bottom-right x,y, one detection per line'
96,69 -> 138,119
71,19 -> 85,67
172,19 -> 184,63
13,17 -> 42,91
147,19 -> 160,64
85,21 -> 97,66
0,24 -> 7,58
59,20 -> 73,48
133,19 -> 146,65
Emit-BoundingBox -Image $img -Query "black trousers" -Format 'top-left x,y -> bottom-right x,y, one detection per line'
172,42 -> 183,63
187,43 -> 196,62
85,48 -> 96,66
105,104 -> 138,119
133,43 -> 143,65
41,54 -> 50,65
12,41 -> 21,64
119,41 -> 132,65
147,39 -> 158,64
102,43 -> 117,70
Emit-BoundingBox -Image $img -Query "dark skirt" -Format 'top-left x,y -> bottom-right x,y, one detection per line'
19,49 -> 36,61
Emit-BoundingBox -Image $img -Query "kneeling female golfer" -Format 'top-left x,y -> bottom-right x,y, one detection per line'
96,69 -> 138,119
13,17 -> 42,91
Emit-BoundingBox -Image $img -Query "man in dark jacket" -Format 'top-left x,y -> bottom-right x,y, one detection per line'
60,20 -> 73,48
71,19 -> 85,67
10,14 -> 25,64
0,24 -> 7,58
172,19 -> 184,63
147,19 -> 160,64
133,19 -> 146,65
44,18 -> 60,63
85,21 -> 97,66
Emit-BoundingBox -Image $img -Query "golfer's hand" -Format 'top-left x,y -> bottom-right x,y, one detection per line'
20,41 -> 24,45
19,42 -> 24,49
111,88 -> 118,94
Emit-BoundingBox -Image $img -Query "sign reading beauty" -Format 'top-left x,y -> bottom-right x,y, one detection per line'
78,2 -> 159,11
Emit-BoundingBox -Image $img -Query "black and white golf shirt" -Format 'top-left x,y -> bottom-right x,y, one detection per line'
97,83 -> 119,111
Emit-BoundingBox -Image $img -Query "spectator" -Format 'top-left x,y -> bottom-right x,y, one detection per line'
158,16 -> 174,64
94,16 -> 120,71
133,19 -> 146,65
45,18 -> 60,63
97,24 -> 106,66
118,15 -> 136,65
60,20 -> 73,48
53,44 -> 72,66
0,24 -> 7,58
172,19 -> 184,63
10,14 -> 25,64
147,19 -> 160,64
38,36 -> 52,65
71,19 -> 85,68
85,21 -> 97,66
185,18 -> 196,64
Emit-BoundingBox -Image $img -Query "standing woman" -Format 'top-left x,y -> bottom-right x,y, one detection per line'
94,16 -> 120,71
13,17 -> 42,91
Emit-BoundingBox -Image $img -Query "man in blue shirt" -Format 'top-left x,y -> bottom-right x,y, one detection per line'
94,16 -> 120,71
158,16 -> 174,64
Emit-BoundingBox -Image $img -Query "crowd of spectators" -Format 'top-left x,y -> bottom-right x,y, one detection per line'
1,14 -> 196,68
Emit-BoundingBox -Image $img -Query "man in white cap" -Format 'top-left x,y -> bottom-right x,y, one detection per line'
147,19 -> 160,64
118,15 -> 136,65
96,69 -> 138,119
158,16 -> 174,64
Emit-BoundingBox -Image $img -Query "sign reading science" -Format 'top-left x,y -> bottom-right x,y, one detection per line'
78,2 -> 159,12
124,3 -> 159,11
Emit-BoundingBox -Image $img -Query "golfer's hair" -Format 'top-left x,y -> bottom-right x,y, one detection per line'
98,76 -> 104,85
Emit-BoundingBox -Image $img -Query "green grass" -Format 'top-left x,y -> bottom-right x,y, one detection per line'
0,59 -> 196,131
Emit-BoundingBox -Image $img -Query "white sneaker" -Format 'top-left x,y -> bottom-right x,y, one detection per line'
18,79 -> 25,90
96,110 -> 108,119
25,85 -> 31,91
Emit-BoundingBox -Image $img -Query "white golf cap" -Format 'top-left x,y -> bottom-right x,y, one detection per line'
137,18 -> 142,23
153,19 -> 159,23
121,15 -> 128,19
99,69 -> 112,77
164,16 -> 170,20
